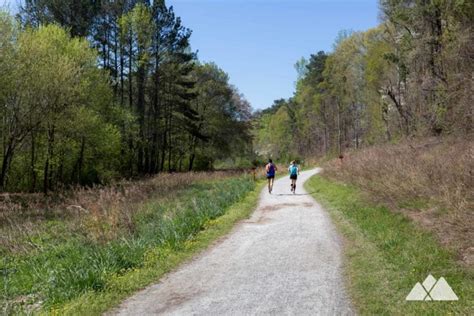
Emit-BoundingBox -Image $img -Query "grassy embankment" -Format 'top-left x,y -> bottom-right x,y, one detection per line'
1,172 -> 264,315
305,138 -> 473,314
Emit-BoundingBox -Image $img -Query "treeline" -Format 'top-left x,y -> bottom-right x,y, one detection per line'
255,0 -> 473,160
0,1 -> 252,192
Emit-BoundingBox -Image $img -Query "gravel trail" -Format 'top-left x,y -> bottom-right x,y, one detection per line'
111,168 -> 354,315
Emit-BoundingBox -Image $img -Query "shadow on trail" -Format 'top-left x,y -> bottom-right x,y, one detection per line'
275,192 -> 317,196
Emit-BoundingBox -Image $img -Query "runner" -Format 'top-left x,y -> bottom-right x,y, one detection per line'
265,159 -> 277,193
288,160 -> 299,194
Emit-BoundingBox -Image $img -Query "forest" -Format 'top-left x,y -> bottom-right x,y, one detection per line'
1,0 -> 473,191
255,0 -> 472,160
0,0 -> 253,193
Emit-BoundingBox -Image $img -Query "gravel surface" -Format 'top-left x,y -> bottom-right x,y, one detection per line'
110,168 -> 354,315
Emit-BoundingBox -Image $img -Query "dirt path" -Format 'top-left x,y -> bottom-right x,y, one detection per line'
110,168 -> 354,315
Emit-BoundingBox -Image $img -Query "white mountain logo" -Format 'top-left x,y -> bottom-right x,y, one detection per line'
406,274 -> 458,301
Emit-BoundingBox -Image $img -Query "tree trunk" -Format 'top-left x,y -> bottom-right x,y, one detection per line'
73,136 -> 86,183
0,142 -> 14,191
30,131 -> 37,192
43,125 -> 55,194
387,88 -> 410,135
160,131 -> 166,172
128,35 -> 133,109
188,134 -> 197,171
120,39 -> 125,106
337,99 -> 342,156
188,152 -> 195,171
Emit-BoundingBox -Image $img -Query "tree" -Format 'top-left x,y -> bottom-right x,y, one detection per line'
189,63 -> 252,170
256,0 -> 473,163
0,16 -> 120,192
20,0 -> 101,37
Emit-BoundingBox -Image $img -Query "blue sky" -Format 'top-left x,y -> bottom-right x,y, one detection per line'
1,0 -> 380,110
167,0 -> 380,109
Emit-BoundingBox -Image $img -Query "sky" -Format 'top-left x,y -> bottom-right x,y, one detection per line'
1,0 -> 380,110
167,0 -> 380,109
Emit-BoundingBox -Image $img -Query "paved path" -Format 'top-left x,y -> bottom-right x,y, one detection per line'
111,168 -> 354,315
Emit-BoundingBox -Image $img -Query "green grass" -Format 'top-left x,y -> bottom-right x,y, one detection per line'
1,176 -> 264,315
305,175 -> 473,315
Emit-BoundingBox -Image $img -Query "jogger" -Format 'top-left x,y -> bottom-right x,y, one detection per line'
288,161 -> 299,194
265,159 -> 277,193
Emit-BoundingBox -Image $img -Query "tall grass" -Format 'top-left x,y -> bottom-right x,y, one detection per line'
0,171 -> 242,253
323,137 -> 473,264
0,175 -> 255,314
305,175 -> 473,315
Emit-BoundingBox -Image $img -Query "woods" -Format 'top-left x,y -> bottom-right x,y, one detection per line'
3,0 -> 471,192
255,0 -> 473,160
0,1 -> 252,192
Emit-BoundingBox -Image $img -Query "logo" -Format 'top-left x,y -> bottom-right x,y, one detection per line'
406,274 -> 458,301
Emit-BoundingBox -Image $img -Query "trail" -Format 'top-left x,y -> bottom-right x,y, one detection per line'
111,169 -> 354,315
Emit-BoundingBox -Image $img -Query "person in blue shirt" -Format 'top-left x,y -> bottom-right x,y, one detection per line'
288,161 -> 300,194
265,159 -> 277,194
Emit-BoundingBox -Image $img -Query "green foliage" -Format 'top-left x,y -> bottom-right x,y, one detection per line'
0,17 -> 122,191
256,0 -> 472,160
20,0 -> 101,37
305,175 -> 473,315
254,101 -> 294,161
188,62 -> 253,170
0,2 -> 255,192
0,176 -> 256,313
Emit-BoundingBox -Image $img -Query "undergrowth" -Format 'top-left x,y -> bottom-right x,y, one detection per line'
1,175 -> 257,314
305,175 -> 473,315
323,138 -> 473,264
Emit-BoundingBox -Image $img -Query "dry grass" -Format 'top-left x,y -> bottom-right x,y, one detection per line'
1,173 -> 257,313
323,137 -> 473,265
0,171 -> 248,254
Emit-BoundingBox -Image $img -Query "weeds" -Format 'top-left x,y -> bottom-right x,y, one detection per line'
305,175 -> 474,315
0,174 -> 255,314
0,171 -> 243,253
323,137 -> 473,265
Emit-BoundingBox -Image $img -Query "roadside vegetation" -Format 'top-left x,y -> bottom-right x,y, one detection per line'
323,138 -> 473,266
305,172 -> 473,315
0,172 -> 261,314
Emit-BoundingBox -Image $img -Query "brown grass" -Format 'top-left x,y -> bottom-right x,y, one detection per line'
322,137 -> 474,265
0,171 -> 249,254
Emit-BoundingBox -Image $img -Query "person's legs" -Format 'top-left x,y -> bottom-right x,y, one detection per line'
268,176 -> 275,193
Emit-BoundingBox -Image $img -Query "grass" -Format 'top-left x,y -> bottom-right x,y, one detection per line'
323,138 -> 473,264
305,174 -> 474,315
1,176 -> 264,315
0,171 -> 243,253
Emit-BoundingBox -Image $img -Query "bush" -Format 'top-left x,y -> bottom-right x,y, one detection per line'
322,137 -> 473,264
